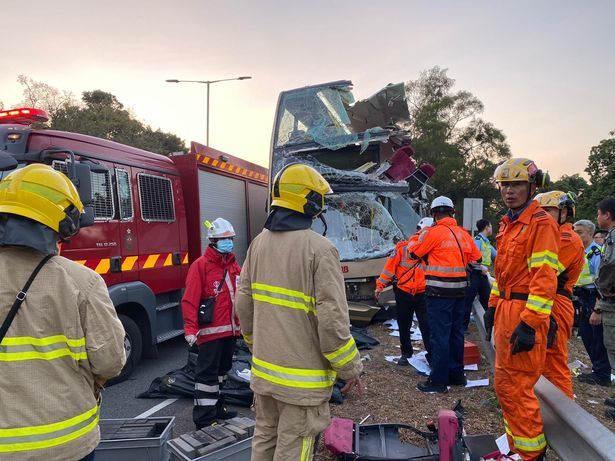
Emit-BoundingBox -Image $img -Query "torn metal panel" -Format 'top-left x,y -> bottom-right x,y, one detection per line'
273,80 -> 409,153
346,82 -> 411,133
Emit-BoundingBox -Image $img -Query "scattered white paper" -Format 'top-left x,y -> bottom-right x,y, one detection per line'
385,355 -> 410,365
588,400 -> 599,405
464,363 -> 479,371
236,368 -> 251,381
568,359 -> 589,370
495,433 -> 510,455
389,331 -> 400,337
384,319 -> 399,330
409,351 -> 431,376
410,330 -> 423,341
465,378 -> 489,388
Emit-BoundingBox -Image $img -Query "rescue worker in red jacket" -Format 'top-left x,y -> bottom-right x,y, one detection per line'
182,217 -> 242,429
409,197 -> 481,393
535,191 -> 585,399
485,158 -> 559,461
375,217 -> 433,365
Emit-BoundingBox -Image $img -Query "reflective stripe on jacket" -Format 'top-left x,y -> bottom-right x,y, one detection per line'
409,217 -> 481,298
475,233 -> 496,267
556,223 -> 585,295
181,246 -> 242,345
488,201 -> 560,329
575,243 -> 602,287
0,247 -> 126,461
376,235 -> 425,295
236,228 -> 363,406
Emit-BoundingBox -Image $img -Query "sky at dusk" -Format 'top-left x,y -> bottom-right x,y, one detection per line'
1,0 -> 613,179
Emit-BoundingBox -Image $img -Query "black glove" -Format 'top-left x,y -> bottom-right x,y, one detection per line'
547,317 -> 558,349
510,321 -> 536,355
484,307 -> 496,341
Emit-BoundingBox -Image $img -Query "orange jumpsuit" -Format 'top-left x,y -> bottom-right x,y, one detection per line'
376,234 -> 426,295
542,222 -> 584,399
489,201 -> 559,460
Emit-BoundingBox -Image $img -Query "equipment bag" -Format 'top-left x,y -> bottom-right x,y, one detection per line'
0,255 -> 54,343
198,269 -> 227,326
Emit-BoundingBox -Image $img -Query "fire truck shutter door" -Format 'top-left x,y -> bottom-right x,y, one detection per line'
198,170 -> 248,264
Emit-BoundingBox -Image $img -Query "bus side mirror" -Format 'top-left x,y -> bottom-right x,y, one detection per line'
73,162 -> 95,228
0,152 -> 17,171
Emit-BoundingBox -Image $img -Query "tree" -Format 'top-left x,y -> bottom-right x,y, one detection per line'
405,67 -> 511,227
575,131 -> 615,220
16,77 -> 185,155
16,75 -> 77,117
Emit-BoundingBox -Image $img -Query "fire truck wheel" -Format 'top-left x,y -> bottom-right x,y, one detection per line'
114,314 -> 143,383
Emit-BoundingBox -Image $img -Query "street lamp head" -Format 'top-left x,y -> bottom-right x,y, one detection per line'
166,79 -> 180,83
238,76 -> 252,80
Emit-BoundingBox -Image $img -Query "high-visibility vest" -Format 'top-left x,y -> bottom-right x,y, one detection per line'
575,245 -> 600,287
475,235 -> 494,267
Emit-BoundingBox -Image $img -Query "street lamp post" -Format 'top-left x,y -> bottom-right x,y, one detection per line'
165,76 -> 252,146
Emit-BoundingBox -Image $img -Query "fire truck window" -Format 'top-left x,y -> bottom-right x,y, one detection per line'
138,173 -> 175,222
115,169 -> 133,220
91,171 -> 115,221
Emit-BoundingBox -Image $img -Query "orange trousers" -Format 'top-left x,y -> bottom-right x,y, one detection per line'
494,300 -> 548,461
542,296 -> 574,399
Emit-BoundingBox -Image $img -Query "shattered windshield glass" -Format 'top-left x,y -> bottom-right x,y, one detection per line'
311,192 -> 403,261
274,81 -> 408,152
382,194 -> 422,238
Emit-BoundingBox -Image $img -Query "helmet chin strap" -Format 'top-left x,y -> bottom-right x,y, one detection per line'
318,214 -> 328,237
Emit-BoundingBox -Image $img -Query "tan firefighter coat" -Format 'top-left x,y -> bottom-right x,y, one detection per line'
236,228 -> 363,406
0,246 -> 126,461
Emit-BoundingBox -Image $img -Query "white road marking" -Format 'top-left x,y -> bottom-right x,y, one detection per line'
135,398 -> 178,419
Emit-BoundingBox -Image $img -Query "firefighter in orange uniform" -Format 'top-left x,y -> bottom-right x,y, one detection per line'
535,191 -> 585,399
485,158 -> 559,460
409,197 -> 481,393
375,217 -> 433,365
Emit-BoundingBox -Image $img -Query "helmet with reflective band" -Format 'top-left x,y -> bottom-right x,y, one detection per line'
0,164 -> 84,238
271,163 -> 332,217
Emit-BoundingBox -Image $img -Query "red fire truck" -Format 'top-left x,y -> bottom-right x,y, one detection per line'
0,108 -> 268,379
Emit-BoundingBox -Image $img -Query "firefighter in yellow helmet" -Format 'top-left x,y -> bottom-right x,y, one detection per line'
236,163 -> 363,461
534,191 -> 585,399
0,164 -> 126,461
488,158 -> 560,460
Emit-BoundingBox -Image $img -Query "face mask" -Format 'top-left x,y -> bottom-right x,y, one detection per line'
216,239 -> 234,253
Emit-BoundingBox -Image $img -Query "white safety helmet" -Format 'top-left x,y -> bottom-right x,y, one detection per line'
430,196 -> 454,210
417,217 -> 434,230
205,218 -> 236,239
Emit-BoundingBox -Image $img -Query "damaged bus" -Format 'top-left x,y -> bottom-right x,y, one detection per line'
269,80 -> 436,325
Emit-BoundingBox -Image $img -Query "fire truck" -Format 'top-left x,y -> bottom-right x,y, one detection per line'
0,108 -> 268,379
269,81 -> 435,325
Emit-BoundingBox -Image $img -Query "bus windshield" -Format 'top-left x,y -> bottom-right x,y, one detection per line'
311,192 -> 403,261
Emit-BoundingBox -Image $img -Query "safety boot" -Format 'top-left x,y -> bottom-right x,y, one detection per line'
416,379 -> 448,394
397,355 -> 410,366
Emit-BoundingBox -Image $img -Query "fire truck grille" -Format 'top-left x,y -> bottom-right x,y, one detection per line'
138,173 -> 175,222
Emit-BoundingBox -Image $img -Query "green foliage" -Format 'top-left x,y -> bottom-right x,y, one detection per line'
406,67 -> 511,227
17,77 -> 185,155
576,131 -> 615,220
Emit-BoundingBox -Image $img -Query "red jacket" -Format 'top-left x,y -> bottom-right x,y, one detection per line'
182,246 -> 242,344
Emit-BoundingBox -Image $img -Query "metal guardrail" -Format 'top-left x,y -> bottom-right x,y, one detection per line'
472,300 -> 615,460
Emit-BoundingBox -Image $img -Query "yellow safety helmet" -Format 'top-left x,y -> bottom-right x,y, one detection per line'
0,164 -> 84,238
493,158 -> 550,187
535,190 -> 577,218
271,163 -> 332,217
